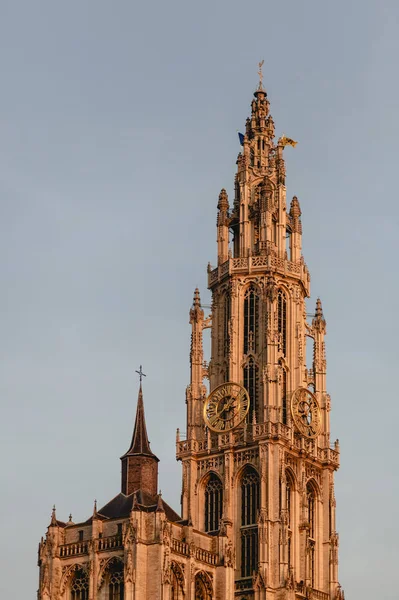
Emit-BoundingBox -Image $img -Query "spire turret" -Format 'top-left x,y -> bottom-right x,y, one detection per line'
121,384 -> 159,497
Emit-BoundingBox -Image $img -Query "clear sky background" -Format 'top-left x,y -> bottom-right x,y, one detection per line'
0,1 -> 397,598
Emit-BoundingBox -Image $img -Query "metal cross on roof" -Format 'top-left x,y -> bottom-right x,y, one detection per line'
135,365 -> 147,384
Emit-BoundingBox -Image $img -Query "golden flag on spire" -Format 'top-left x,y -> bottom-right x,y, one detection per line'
279,134 -> 298,148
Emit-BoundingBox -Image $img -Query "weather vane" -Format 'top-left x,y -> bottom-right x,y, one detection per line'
258,59 -> 265,89
135,365 -> 146,384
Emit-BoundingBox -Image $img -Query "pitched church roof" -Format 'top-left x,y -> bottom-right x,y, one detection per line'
86,491 -> 180,523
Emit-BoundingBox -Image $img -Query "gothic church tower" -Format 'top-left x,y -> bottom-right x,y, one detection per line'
177,77 -> 343,599
37,77 -> 344,600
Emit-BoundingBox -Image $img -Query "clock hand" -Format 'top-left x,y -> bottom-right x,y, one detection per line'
218,397 -> 236,416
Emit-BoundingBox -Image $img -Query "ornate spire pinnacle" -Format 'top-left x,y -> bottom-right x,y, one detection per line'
217,188 -> 229,213
313,298 -> 326,331
93,499 -> 98,517
50,505 -> 57,526
193,287 -> 201,308
124,384 -> 155,457
257,59 -> 265,91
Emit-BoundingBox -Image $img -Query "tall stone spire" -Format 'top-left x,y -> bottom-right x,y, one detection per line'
120,385 -> 159,497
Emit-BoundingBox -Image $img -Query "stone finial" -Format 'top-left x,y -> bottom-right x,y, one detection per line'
93,499 -> 98,517
50,505 -> 57,526
132,492 -> 140,512
193,288 -> 201,308
68,514 -> 73,523
217,188 -> 229,212
156,492 -> 165,513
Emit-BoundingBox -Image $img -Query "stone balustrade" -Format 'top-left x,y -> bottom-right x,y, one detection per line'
97,535 -> 123,552
208,255 -> 309,288
59,542 -> 88,558
171,539 -> 218,566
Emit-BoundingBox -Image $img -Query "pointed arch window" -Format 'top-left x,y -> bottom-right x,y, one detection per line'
243,358 -> 259,422
244,285 -> 259,354
240,467 -> 260,578
107,561 -> 124,600
70,569 -> 89,600
194,571 -> 213,600
277,289 -> 287,356
205,473 -> 223,533
171,562 -> 184,600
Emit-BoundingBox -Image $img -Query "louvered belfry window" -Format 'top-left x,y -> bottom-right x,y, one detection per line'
205,473 -> 223,533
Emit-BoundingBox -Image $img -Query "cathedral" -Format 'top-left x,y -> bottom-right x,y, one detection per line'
37,76 -> 345,600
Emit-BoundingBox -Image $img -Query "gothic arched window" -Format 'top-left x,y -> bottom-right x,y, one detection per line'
70,569 -> 89,600
243,358 -> 259,422
277,289 -> 287,356
240,467 -> 260,578
205,473 -> 223,533
194,571 -> 213,600
171,562 -> 184,600
244,285 -> 259,355
107,560 -> 124,600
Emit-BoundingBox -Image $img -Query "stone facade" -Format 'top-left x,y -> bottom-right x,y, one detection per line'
37,80 -> 344,600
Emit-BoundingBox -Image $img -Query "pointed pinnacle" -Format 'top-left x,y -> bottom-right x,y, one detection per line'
290,196 -> 301,219
315,298 -> 323,317
193,288 -> 201,307
50,505 -> 57,526
93,499 -> 98,517
156,492 -> 164,513
124,384 -> 155,457
132,492 -> 140,511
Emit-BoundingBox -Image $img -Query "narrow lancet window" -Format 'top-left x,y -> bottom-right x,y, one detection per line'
278,289 -> 287,356
223,292 -> 230,359
281,364 -> 287,424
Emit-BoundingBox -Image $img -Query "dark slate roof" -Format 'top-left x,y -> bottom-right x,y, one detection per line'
83,491 -> 180,525
121,384 -> 158,460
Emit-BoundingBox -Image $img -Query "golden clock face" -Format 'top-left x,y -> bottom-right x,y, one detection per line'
203,382 -> 250,432
291,387 -> 322,438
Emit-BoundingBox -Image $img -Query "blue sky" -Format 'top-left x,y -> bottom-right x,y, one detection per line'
1,1 -> 398,598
